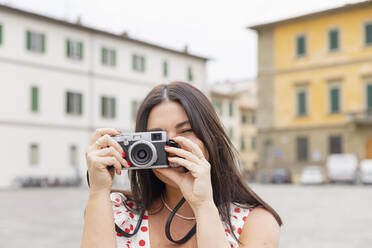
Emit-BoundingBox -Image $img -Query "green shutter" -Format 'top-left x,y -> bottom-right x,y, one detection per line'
66,92 -> 71,113
229,101 -> 233,117
163,61 -> 168,77
188,66 -> 193,81
141,56 -> 145,72
367,84 -> 372,110
0,24 -> 3,45
366,23 -> 372,45
111,98 -> 116,118
31,87 -> 38,112
26,31 -> 31,50
330,88 -> 340,113
78,93 -> 83,115
101,97 -> 106,117
111,50 -> 116,66
298,91 -> 307,116
297,35 -> 306,56
329,29 -> 339,51
101,48 -> 106,64
41,34 -> 45,53
79,42 -> 83,60
66,39 -> 71,57
132,55 -> 136,70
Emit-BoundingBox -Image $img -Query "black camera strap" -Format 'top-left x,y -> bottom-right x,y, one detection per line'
86,170 -> 196,244
165,197 -> 197,244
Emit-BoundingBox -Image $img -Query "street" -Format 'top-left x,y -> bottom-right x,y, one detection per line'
1,184 -> 371,248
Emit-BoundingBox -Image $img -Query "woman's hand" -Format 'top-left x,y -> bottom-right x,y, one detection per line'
155,136 -> 213,211
85,128 -> 129,193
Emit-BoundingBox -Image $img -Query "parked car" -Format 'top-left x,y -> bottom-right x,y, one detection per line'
257,169 -> 272,184
360,160 -> 372,184
300,166 -> 326,185
326,154 -> 358,183
271,168 -> 291,184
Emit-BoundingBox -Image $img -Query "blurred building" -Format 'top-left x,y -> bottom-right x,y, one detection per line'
248,0 -> 372,180
210,79 -> 258,175
0,4 -> 208,188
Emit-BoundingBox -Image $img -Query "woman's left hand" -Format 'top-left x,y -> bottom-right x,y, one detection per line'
154,136 -> 214,211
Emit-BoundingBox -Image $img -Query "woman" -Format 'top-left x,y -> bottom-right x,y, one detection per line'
81,82 -> 281,248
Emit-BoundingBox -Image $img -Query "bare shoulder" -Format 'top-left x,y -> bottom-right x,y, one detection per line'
238,207 -> 280,248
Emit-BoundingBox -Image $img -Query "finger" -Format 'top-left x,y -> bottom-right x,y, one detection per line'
168,157 -> 201,177
96,147 -> 129,168
89,128 -> 121,146
95,134 -> 124,154
164,146 -> 200,164
97,156 -> 122,175
172,136 -> 205,159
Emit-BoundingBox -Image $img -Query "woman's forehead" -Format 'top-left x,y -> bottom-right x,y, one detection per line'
147,101 -> 189,129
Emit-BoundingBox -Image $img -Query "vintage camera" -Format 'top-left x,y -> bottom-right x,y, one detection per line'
111,131 -> 180,170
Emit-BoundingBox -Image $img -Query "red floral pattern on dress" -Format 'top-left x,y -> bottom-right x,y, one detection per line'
111,192 -> 251,248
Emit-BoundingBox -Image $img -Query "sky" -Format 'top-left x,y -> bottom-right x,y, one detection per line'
1,0 -> 363,83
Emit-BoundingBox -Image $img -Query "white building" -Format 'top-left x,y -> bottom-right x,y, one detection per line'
210,79 -> 257,174
0,4 -> 208,188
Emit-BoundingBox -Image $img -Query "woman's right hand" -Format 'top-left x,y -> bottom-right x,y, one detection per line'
85,128 -> 129,193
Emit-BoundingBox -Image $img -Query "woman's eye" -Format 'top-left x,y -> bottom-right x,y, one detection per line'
180,129 -> 193,134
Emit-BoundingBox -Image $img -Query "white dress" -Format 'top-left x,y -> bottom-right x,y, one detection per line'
111,192 -> 253,248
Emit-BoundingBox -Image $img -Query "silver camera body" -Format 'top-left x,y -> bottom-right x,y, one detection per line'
112,131 -> 179,170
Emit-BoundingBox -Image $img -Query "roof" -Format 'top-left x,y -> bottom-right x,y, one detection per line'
0,4 -> 209,61
247,0 -> 372,30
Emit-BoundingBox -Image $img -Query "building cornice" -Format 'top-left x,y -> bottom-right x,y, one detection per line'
247,0 -> 372,30
0,4 -> 209,61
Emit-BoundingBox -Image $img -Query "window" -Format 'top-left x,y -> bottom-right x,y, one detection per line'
132,54 -> 145,72
329,135 -> 342,154
102,47 -> 116,67
26,30 -> 45,53
66,39 -> 83,60
329,85 -> 340,114
365,22 -> 372,46
366,83 -> 372,111
296,34 -> 306,57
240,136 -> 246,151
296,136 -> 308,162
163,60 -> 168,77
31,86 -> 38,112
101,96 -> 116,119
241,114 -> 247,124
251,113 -> 256,124
296,88 -> 308,116
70,145 -> 78,167
213,100 -> 223,115
131,100 -> 139,122
187,66 -> 193,82
251,136 -> 256,150
328,28 -> 339,51
30,143 -> 39,166
229,101 -> 234,117
66,91 -> 83,115
0,24 -> 3,45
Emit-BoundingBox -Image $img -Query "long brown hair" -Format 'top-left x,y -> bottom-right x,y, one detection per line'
127,81 -> 282,242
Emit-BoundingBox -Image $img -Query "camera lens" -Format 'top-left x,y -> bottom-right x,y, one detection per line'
128,140 -> 158,168
138,149 -> 147,159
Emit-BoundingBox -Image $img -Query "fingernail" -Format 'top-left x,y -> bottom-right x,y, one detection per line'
164,145 -> 170,148
122,151 -> 126,157
127,161 -> 132,167
117,130 -> 122,133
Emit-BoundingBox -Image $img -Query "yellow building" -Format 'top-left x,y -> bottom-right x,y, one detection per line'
248,1 -> 372,179
210,80 -> 258,176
